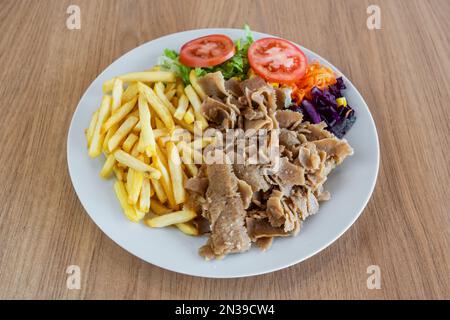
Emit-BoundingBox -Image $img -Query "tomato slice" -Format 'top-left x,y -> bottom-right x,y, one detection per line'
248,37 -> 307,84
179,34 -> 236,67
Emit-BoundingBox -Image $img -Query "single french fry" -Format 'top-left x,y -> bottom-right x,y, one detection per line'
122,83 -> 139,104
111,78 -> 124,111
128,169 -> 143,205
138,82 -> 175,131
173,94 -> 189,120
184,85 -> 202,113
138,93 -> 156,156
183,107 -> 195,124
176,222 -> 199,236
107,116 -> 138,152
185,84 -> 208,128
102,97 -> 137,133
166,142 -> 186,204
114,150 -> 161,179
189,69 -> 206,100
114,180 -> 140,222
139,178 -> 151,212
102,124 -> 119,153
144,210 -> 196,228
152,147 -> 176,208
86,110 -> 99,148
100,154 -> 116,179
118,71 -> 176,83
154,82 -> 175,112
89,96 -> 111,157
122,133 -> 139,153
149,198 -> 172,215
150,178 -> 167,204
103,78 -> 115,93
126,168 -> 134,194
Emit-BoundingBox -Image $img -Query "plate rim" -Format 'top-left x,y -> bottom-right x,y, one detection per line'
67,28 -> 380,278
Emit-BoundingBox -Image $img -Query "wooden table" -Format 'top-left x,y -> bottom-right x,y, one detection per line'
0,0 -> 449,300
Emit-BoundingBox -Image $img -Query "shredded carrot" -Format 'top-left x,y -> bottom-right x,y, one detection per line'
292,61 -> 337,102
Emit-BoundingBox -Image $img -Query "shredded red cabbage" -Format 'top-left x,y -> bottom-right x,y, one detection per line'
290,77 -> 356,138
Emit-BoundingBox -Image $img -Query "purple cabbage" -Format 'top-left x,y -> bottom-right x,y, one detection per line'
300,99 -> 321,124
290,77 -> 356,138
328,77 -> 346,97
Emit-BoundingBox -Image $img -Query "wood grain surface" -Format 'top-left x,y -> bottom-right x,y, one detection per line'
0,0 -> 449,300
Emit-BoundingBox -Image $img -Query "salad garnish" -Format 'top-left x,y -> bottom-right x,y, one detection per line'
159,25 -> 254,84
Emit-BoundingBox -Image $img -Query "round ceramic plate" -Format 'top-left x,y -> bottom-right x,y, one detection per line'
67,28 -> 379,278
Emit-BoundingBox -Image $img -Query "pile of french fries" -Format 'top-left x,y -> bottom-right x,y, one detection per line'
85,67 -> 212,236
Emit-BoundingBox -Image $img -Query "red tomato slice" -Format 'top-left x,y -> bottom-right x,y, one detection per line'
179,34 -> 236,67
248,37 -> 307,84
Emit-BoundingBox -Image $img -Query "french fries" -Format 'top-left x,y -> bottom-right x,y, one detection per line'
114,180 -> 142,222
102,97 -> 137,133
152,147 -> 177,209
122,133 -> 139,153
189,69 -> 206,100
144,210 -> 196,228
86,63 -> 213,237
150,178 -> 168,204
138,82 -> 175,131
100,154 -> 116,179
185,85 -> 208,129
183,107 -> 195,124
174,94 -> 189,120
128,169 -> 144,205
149,199 -> 172,215
113,165 -> 124,181
114,150 -> 161,179
103,78 -> 115,93
176,222 -> 199,236
111,78 -> 124,111
107,116 -> 139,152
89,96 -> 111,157
102,124 -> 119,153
122,83 -> 139,103
154,82 -> 174,111
118,71 -> 176,83
139,178 -> 151,212
166,142 -> 185,205
137,94 -> 156,156
86,110 -> 98,148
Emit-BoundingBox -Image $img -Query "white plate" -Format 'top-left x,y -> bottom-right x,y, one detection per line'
67,28 -> 379,278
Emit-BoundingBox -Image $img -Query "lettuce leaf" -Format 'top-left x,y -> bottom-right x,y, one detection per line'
157,49 -> 191,84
